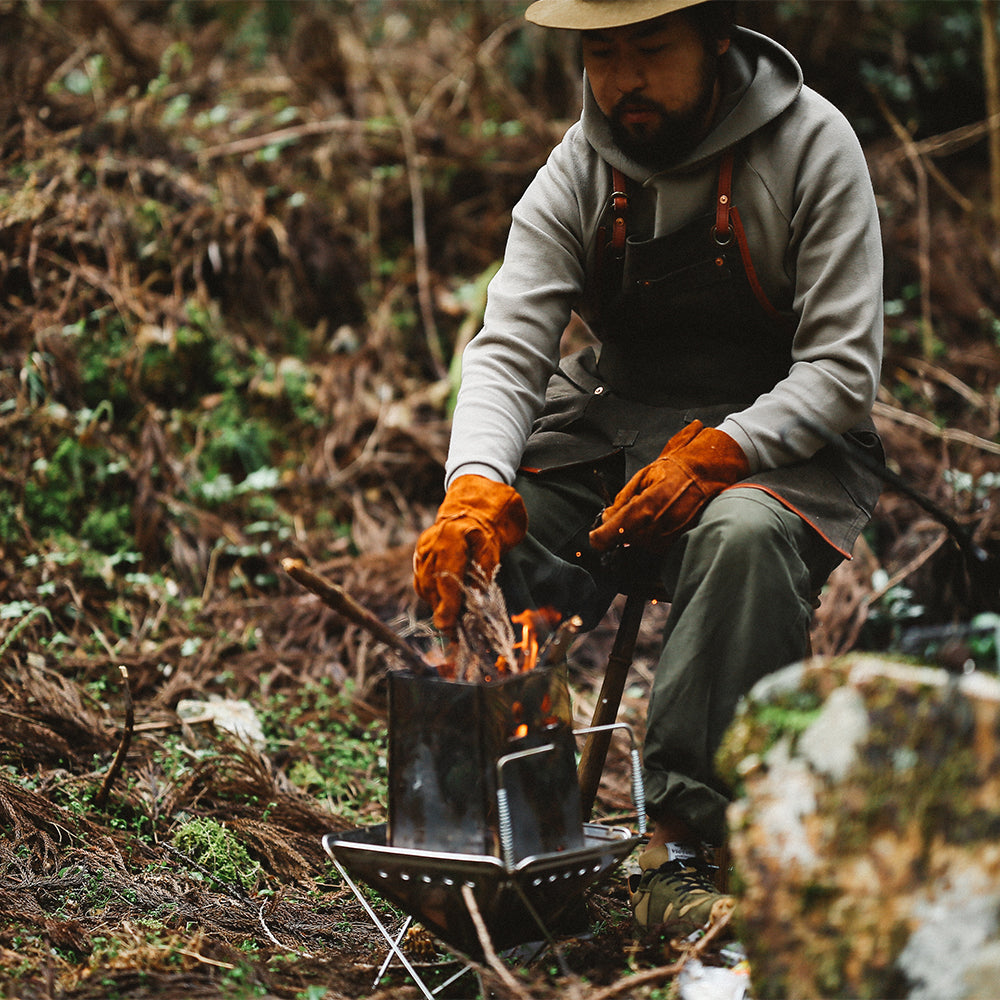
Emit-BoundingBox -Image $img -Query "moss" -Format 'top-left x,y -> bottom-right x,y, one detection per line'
829,680 -> 984,855
799,879 -> 840,915
726,659 -> 1000,999
717,679 -> 825,790
171,817 -> 261,891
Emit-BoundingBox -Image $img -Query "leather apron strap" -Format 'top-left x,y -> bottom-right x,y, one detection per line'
593,149 -> 791,405
518,149 -> 883,557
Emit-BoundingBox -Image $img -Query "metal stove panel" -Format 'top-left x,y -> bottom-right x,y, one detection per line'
387,665 -> 581,859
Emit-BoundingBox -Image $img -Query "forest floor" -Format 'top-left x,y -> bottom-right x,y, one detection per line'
2,3 -> 1000,998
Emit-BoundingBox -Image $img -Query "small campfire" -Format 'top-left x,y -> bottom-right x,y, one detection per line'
284,558 -> 640,958
429,564 -> 569,684
281,556 -> 573,683
283,557 -> 583,857
385,567 -> 585,859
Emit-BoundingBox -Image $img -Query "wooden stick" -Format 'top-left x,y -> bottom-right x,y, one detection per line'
588,958 -> 686,1000
873,399 -> 1000,457
95,665 -> 134,810
281,558 -> 434,676
460,884 -> 533,1000
577,590 -> 646,820
982,0 -> 1000,225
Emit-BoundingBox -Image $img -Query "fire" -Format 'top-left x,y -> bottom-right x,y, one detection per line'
436,588 -> 564,682
508,606 -> 561,674
510,610 -> 540,672
508,686 -> 561,746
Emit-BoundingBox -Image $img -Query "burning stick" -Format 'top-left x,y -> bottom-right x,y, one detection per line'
281,558 -> 436,676
455,572 -> 569,682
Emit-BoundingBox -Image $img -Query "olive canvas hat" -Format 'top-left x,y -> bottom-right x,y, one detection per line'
524,0 -> 710,30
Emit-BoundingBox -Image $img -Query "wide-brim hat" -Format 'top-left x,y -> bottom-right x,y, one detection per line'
525,0 -> 710,30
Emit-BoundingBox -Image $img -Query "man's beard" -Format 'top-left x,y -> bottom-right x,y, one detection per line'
609,53 -> 720,168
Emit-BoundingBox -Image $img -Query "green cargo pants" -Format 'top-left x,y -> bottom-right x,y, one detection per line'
498,462 -> 842,845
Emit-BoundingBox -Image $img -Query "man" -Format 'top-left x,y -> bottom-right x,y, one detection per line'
414,0 -> 884,934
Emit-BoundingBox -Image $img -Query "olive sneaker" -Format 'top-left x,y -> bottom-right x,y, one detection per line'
629,845 -> 735,934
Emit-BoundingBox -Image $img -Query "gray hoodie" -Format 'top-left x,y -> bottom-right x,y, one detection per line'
445,27 -> 883,487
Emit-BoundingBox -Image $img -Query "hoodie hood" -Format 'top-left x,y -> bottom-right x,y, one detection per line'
583,26 -> 804,181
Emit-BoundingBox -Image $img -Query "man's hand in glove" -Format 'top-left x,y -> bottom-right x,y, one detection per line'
413,474 -> 527,631
589,421 -> 750,553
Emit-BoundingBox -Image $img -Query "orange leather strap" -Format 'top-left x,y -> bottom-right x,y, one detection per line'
714,149 -> 734,244
610,166 -> 629,251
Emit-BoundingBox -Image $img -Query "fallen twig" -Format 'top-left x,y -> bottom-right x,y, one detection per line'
873,400 -> 1000,457
587,958 -> 686,1000
881,109 -> 1000,165
675,905 -> 735,962
196,116 -> 391,162
282,558 -> 435,675
357,12 -> 444,378
869,85 -> 935,356
461,883 -> 534,1000
798,416 -> 998,612
94,665 -> 134,810
176,948 -> 236,970
588,909 -> 735,1000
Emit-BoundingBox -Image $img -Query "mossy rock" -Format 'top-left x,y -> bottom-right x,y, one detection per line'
719,655 -> 1000,1000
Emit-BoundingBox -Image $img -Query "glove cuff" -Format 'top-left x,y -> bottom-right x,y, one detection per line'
660,422 -> 750,487
441,474 -> 527,552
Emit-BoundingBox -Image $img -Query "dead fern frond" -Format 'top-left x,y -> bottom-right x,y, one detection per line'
0,773 -> 74,866
453,564 -> 518,682
1,658 -> 115,763
227,816 -> 314,880
162,740 -> 340,870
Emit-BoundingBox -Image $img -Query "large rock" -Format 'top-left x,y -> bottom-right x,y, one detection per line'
717,656 -> 1000,1000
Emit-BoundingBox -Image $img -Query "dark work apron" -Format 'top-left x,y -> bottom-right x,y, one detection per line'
518,151 -> 883,557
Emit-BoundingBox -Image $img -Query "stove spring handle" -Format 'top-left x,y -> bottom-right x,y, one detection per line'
495,744 -> 556,872
573,722 -> 646,836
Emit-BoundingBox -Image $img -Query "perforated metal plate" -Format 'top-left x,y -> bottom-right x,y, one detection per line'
323,823 -> 639,954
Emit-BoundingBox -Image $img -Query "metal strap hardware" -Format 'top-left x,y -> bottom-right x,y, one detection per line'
712,149 -> 735,246
610,166 -> 629,251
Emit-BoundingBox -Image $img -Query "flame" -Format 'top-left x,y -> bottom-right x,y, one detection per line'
513,723 -> 529,739
437,606 -> 563,682
511,610 -> 540,673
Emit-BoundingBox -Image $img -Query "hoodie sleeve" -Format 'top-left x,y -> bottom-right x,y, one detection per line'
718,88 -> 884,471
444,126 -> 603,486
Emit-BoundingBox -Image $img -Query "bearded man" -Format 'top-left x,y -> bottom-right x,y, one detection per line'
414,0 -> 884,934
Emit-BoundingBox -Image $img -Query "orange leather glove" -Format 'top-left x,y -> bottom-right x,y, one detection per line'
413,474 -> 528,631
589,421 -> 749,553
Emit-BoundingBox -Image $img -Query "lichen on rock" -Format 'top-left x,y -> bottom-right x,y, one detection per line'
719,655 -> 1000,1000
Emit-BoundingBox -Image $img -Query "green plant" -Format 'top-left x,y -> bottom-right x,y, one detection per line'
0,487 -> 22,545
192,393 -> 277,488
866,569 -> 925,646
258,678 -> 388,825
295,986 -> 328,1000
218,960 -> 267,998
0,603 -> 53,659
22,433 -> 133,554
968,613 -> 1000,671
172,817 -> 262,891
943,468 -> 1000,503
63,311 -> 133,413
